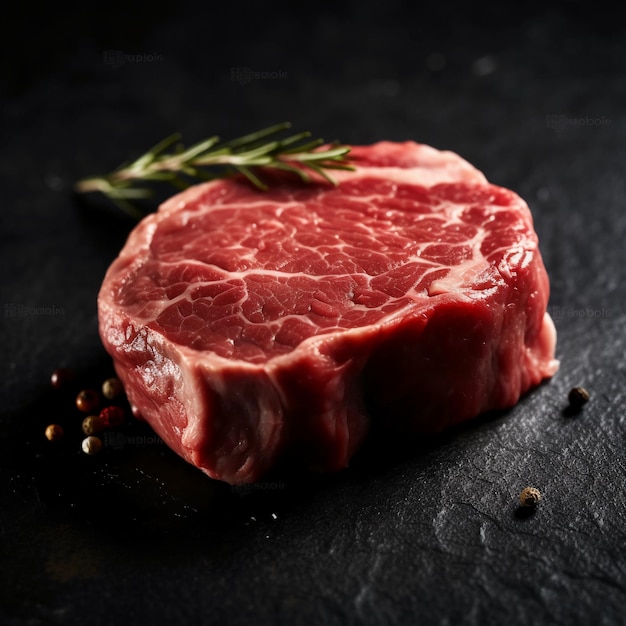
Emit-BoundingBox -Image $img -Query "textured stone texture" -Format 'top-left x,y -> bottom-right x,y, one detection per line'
1,2 -> 625,625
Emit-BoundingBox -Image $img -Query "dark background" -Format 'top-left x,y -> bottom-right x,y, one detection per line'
2,2 -> 625,625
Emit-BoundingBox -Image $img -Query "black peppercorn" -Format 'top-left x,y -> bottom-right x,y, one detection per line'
568,387 -> 590,409
50,368 -> 74,389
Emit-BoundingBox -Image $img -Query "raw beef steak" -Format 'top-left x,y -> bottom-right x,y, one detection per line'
98,141 -> 558,484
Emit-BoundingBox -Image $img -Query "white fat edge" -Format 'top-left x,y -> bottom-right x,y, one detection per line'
103,215 -> 160,281
157,179 -> 228,216
538,312 -> 560,375
329,164 -> 487,187
335,140 -> 488,185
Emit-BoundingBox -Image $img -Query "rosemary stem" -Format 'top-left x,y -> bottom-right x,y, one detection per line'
74,177 -> 112,194
74,123 -> 354,217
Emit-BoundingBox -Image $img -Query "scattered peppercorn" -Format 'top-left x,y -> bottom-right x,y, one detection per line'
82,415 -> 105,436
102,377 -> 124,400
131,404 -> 143,420
99,405 -> 125,428
519,486 -> 542,507
75,389 -> 99,413
45,424 -> 64,441
50,368 -> 74,389
81,436 -> 103,455
568,386 -> 590,409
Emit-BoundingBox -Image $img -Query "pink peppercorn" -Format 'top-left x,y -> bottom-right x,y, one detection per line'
99,405 -> 125,428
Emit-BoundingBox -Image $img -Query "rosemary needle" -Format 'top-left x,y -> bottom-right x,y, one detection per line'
75,122 -> 354,219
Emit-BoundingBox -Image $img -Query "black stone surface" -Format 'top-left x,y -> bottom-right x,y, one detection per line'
2,2 -> 625,625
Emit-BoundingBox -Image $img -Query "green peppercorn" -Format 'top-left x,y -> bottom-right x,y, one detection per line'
102,377 -> 124,400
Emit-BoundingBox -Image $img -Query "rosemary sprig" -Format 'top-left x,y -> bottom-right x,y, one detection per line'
74,122 -> 354,219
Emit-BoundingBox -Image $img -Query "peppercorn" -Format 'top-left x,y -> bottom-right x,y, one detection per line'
568,387 -> 590,409
50,368 -> 74,389
102,377 -> 124,400
75,389 -> 99,413
131,404 -> 143,420
99,405 -> 125,428
519,486 -> 542,507
81,436 -> 102,455
82,415 -> 105,436
45,424 -> 64,441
